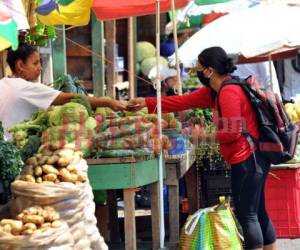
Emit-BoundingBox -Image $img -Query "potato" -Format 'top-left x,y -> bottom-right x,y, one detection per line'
3,224 -> 12,233
38,156 -> 49,166
24,175 -> 35,183
42,150 -> 53,157
58,148 -> 74,158
57,157 -> 72,168
36,177 -> 43,183
58,168 -> 72,182
26,206 -> 43,216
41,222 -> 52,228
22,223 -> 37,231
77,172 -> 87,182
22,215 -> 44,225
35,153 -> 43,160
26,157 -> 38,166
0,219 -> 23,233
42,165 -> 59,175
42,173 -> 57,182
16,213 -> 24,221
47,155 -> 60,165
70,173 -> 78,183
22,229 -> 34,235
24,165 -> 34,176
0,226 -> 3,233
51,220 -> 62,228
34,166 -> 43,177
66,164 -> 77,173
63,143 -> 76,150
43,211 -> 60,222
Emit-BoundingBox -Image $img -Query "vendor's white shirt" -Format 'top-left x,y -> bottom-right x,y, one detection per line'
0,77 -> 60,140
235,62 -> 281,100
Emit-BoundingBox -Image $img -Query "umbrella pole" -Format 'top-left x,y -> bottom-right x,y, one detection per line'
170,0 -> 182,95
155,0 -> 165,249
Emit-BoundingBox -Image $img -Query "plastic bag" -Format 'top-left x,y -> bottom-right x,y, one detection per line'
10,160 -> 108,250
37,0 -> 93,26
180,201 -> 242,250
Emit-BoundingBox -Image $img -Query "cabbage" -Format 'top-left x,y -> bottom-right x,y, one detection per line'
136,41 -> 156,63
141,56 -> 168,76
85,117 -> 97,130
48,102 -> 89,126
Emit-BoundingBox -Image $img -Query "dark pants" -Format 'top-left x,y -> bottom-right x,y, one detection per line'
231,151 -> 276,249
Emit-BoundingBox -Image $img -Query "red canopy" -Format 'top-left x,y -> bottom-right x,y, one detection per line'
92,0 -> 189,20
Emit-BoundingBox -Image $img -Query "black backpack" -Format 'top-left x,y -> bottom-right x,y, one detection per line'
217,76 -> 299,165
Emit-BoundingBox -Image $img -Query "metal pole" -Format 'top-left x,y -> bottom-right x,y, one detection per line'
155,0 -> 165,248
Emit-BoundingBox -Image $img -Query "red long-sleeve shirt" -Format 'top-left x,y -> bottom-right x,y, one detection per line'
145,80 -> 259,165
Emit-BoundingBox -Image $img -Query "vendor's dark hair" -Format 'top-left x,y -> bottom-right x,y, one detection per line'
198,46 -> 236,75
6,43 -> 38,72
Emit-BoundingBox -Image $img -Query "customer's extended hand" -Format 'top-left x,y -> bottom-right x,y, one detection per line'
109,100 -> 128,111
127,98 -> 146,112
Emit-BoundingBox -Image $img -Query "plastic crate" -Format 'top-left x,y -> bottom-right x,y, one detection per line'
198,163 -> 232,208
265,168 -> 300,238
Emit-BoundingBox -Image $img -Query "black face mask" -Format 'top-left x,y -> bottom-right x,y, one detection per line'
197,71 -> 210,87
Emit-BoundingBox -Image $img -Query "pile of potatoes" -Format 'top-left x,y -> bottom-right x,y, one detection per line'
18,143 -> 87,184
0,206 -> 61,235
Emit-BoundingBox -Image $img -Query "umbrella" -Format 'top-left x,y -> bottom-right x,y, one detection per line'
165,0 -> 259,34
1,0 -> 29,31
169,3 -> 300,66
92,0 -> 188,20
0,6 -> 18,51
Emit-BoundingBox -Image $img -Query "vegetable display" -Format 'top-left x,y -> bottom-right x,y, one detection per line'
18,143 -> 87,185
0,122 -> 23,188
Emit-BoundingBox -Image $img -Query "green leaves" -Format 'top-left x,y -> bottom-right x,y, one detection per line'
0,123 -> 23,182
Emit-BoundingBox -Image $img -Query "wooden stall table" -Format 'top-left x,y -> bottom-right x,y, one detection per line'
87,157 -> 163,250
164,148 -> 196,249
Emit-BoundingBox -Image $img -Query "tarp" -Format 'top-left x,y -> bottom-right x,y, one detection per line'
0,7 -> 18,51
92,0 -> 189,20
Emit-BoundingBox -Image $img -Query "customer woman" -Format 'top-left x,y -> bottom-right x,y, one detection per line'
128,46 -> 277,250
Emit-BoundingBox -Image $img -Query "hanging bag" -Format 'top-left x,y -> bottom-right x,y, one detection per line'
180,198 -> 243,250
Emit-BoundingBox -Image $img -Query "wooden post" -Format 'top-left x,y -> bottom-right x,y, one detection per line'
165,163 -> 180,248
104,20 -> 116,98
123,189 -> 136,250
150,182 -> 161,250
51,25 -> 67,80
128,17 -> 137,99
92,13 -> 105,97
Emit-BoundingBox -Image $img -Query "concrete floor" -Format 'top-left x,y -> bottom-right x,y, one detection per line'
277,239 -> 300,250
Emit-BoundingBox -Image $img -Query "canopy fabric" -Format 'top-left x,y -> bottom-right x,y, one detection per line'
36,0 -> 93,26
92,0 -> 189,20
0,7 -> 18,51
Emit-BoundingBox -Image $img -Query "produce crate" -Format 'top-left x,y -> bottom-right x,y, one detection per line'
198,161 -> 231,208
265,167 -> 300,238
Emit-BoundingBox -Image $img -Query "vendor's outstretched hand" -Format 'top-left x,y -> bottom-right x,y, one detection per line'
109,100 -> 128,111
127,98 -> 146,112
